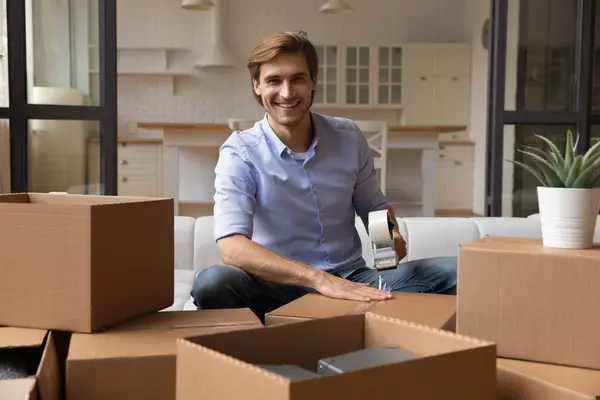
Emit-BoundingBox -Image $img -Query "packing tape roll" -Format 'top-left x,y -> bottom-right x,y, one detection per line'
368,209 -> 395,245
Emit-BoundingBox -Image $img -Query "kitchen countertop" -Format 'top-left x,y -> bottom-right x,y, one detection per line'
136,122 -> 468,134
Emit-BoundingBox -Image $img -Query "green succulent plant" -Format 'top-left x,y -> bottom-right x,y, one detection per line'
505,129 -> 600,188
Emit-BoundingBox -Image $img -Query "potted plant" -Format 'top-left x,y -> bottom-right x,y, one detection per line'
506,129 -> 600,249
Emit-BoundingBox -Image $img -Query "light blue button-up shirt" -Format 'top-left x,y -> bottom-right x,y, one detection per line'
213,112 -> 388,277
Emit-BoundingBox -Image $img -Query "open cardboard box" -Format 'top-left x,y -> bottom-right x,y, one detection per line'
67,309 -> 262,400
177,312 -> 496,399
497,357 -> 600,400
0,328 -> 61,400
265,292 -> 456,331
457,236 -> 600,370
0,193 -> 174,333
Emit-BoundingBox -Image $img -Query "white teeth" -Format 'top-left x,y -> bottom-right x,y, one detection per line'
277,102 -> 299,108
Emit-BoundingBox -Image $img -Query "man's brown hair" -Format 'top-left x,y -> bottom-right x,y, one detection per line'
246,30 -> 319,106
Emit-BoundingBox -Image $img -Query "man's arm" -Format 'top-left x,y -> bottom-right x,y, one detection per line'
214,141 -> 390,301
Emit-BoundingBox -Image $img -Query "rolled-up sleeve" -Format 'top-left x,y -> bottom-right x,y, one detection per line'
352,124 -> 388,218
213,139 -> 257,241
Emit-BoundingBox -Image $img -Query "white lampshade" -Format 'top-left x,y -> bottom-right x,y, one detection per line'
181,0 -> 214,10
319,0 -> 354,14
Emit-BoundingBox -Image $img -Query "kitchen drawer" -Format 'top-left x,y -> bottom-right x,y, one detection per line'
438,144 -> 474,162
438,131 -> 470,141
118,142 -> 161,173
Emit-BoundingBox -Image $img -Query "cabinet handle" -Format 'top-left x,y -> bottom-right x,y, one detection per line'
454,161 -> 462,166
420,76 -> 427,81
119,159 -> 128,165
439,154 -> 445,158
120,176 -> 128,182
452,76 -> 458,81
439,145 -> 446,150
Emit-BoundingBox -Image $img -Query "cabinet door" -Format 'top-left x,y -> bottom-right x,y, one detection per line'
119,176 -> 158,197
437,158 -> 474,210
401,43 -> 435,76
435,44 -> 471,77
434,76 -> 471,126
403,74 -> 435,125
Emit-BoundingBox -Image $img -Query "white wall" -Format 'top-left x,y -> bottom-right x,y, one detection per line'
117,0 -> 471,134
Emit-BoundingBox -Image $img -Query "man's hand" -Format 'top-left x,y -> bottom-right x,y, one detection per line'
393,231 -> 407,261
312,272 -> 392,302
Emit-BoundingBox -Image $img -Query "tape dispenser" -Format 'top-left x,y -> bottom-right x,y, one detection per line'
368,210 -> 399,270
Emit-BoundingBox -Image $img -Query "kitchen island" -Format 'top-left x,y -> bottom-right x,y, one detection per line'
137,122 -> 466,217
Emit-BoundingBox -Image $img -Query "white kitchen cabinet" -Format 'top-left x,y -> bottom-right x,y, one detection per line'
436,144 -> 474,211
402,43 -> 472,127
87,139 -> 163,197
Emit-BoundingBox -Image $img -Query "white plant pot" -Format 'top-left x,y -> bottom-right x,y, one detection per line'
537,186 -> 600,249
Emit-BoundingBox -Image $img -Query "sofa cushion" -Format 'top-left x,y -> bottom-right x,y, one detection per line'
162,269 -> 196,312
470,217 -> 542,239
193,216 -> 221,272
174,216 -> 196,271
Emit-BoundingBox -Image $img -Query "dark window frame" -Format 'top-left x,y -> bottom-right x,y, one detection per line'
3,0 -> 118,194
485,0 -> 596,216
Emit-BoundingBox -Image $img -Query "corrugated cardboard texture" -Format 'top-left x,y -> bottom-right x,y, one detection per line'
67,309 -> 262,400
457,236 -> 600,370
497,358 -> 600,400
177,313 -> 496,400
265,292 -> 456,331
0,193 -> 174,333
0,328 -> 61,400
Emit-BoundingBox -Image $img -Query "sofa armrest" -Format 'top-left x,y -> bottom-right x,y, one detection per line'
174,216 -> 196,271
193,216 -> 221,272
400,217 -> 480,261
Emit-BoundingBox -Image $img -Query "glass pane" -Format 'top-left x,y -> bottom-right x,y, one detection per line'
379,47 -> 389,66
391,47 -> 402,66
505,0 -> 577,111
346,85 -> 357,103
326,67 -> 337,83
391,68 -> 402,83
359,68 -> 369,83
379,68 -> 389,83
314,84 -> 324,103
326,46 -> 337,65
316,46 -> 324,62
318,66 -> 324,79
346,68 -> 357,83
0,119 -> 9,193
359,47 -> 369,67
325,84 -> 337,103
358,85 -> 369,104
346,47 -> 357,66
502,124 -> 574,217
27,0 -> 100,105
28,120 -> 100,194
378,86 -> 389,104
391,85 -> 402,104
0,0 -> 8,107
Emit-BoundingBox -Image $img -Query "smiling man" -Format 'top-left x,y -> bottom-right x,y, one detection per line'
191,31 -> 457,321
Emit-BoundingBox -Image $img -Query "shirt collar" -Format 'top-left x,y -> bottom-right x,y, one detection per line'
259,112 -> 321,158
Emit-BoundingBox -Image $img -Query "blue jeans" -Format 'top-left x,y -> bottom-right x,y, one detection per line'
190,257 -> 457,322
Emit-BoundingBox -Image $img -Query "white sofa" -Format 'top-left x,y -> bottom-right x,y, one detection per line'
166,215 -> 600,312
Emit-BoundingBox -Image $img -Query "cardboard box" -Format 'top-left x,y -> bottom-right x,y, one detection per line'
497,358 -> 600,399
177,312 -> 497,399
0,193 -> 174,333
457,236 -> 600,370
0,328 -> 61,400
66,308 -> 262,400
265,292 -> 456,331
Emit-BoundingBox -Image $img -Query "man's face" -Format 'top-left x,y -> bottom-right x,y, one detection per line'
253,52 -> 316,127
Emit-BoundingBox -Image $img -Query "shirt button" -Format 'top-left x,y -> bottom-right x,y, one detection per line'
313,188 -> 318,193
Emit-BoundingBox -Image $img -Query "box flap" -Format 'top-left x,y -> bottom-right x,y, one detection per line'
498,358 -> 600,397
462,236 -> 600,257
266,293 -> 456,330
0,327 -> 46,349
267,294 -> 377,319
371,293 -> 456,330
36,332 -> 61,400
109,309 -> 261,332
0,378 -> 36,398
